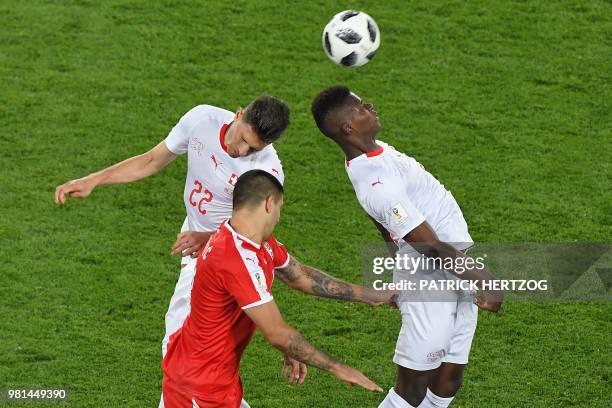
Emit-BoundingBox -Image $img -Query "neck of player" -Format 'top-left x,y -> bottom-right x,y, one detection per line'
229,213 -> 267,245
342,138 -> 380,161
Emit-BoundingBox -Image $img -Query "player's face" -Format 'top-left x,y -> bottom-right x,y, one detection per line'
346,94 -> 380,137
264,194 -> 284,239
225,115 -> 268,158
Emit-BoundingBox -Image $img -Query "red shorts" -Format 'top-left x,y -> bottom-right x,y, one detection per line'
162,377 -> 244,408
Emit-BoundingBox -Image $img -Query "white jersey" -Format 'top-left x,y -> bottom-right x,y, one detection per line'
164,105 -> 284,234
345,140 -> 472,250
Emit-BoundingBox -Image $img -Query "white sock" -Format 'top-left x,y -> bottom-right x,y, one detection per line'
378,388 -> 417,408
417,388 -> 454,408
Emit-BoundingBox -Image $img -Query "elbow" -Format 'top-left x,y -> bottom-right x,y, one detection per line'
262,322 -> 292,349
424,240 -> 443,257
278,273 -> 308,293
288,279 -> 309,293
264,328 -> 288,349
267,332 -> 284,349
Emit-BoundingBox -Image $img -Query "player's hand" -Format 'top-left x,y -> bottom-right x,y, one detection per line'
54,177 -> 96,204
474,289 -> 503,313
330,364 -> 383,392
171,231 -> 212,257
281,354 -> 307,385
365,289 -> 400,308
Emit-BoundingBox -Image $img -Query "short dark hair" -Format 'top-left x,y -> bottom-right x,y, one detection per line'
311,85 -> 352,136
233,170 -> 284,211
243,96 -> 290,144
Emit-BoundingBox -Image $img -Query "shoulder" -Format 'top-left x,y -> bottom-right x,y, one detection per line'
256,144 -> 282,164
209,226 -> 261,272
346,159 -> 386,192
200,228 -> 239,271
264,234 -> 285,253
252,144 -> 284,182
180,104 -> 234,129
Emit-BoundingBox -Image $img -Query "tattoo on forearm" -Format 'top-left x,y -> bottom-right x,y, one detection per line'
281,332 -> 338,371
276,258 -> 301,284
306,266 -> 356,301
277,258 -> 357,301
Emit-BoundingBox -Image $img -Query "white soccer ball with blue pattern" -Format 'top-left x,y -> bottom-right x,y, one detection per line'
322,10 -> 381,67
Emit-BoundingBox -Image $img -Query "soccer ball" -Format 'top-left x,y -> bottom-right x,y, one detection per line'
322,10 -> 381,67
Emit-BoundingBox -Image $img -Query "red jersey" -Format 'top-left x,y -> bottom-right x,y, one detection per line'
162,221 -> 290,400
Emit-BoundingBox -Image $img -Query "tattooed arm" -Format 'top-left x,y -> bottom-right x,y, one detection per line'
275,257 -> 397,306
243,299 -> 382,392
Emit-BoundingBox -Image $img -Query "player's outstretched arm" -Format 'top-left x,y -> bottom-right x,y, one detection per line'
405,221 -> 503,313
243,300 -> 383,392
275,258 -> 397,306
54,141 -> 177,204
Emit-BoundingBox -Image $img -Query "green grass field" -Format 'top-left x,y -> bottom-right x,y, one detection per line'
1,0 -> 611,406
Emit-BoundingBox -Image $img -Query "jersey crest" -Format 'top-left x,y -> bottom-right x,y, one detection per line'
263,241 -> 274,260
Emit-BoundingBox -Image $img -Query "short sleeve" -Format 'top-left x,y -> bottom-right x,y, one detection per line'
223,260 -> 273,310
267,236 -> 290,269
363,184 -> 426,240
255,148 -> 285,185
164,105 -> 211,155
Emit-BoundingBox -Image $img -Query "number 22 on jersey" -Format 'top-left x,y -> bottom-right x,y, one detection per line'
189,180 -> 213,215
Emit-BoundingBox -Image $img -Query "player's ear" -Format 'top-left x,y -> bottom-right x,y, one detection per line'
264,195 -> 274,213
235,108 -> 244,120
341,121 -> 353,135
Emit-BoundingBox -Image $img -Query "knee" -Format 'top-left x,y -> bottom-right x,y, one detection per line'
394,382 -> 427,407
432,375 -> 463,398
445,376 -> 463,396
395,368 -> 430,407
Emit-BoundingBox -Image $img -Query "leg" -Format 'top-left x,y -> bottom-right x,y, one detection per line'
395,365 -> 438,406
419,296 -> 478,407
377,365 -> 438,408
429,362 -> 465,397
416,363 -> 464,407
383,301 -> 454,408
383,258 -> 459,408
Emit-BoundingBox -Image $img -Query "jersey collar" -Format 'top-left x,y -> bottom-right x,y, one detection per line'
224,220 -> 261,249
345,144 -> 384,167
219,123 -> 230,153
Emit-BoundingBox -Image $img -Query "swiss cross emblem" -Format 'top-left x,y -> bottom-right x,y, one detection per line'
228,173 -> 238,186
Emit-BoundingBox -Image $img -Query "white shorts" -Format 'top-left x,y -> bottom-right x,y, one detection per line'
392,248 -> 478,371
394,297 -> 477,370
162,258 -> 197,357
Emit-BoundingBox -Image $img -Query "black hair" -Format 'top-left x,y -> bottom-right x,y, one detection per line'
311,85 -> 352,137
243,96 -> 290,144
232,169 -> 284,211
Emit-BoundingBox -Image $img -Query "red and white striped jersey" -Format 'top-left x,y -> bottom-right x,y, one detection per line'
162,221 -> 290,399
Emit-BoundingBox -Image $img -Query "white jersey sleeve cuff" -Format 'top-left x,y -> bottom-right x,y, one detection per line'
241,296 -> 273,310
274,255 -> 291,270
163,138 -> 184,155
393,216 -> 426,241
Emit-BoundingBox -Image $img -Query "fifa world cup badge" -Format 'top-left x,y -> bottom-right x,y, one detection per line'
389,203 -> 409,225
